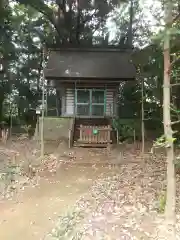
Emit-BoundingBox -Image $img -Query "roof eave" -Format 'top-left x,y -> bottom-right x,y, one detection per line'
48,47 -> 134,53
45,76 -> 136,81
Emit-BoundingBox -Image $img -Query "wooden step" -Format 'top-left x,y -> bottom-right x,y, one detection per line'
73,142 -> 108,148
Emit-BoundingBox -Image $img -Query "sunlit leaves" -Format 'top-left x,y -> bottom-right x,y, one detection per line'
152,24 -> 180,47
153,133 -> 177,149
14,0 -> 126,41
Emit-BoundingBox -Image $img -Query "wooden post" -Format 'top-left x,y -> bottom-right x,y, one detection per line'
40,47 -> 46,158
133,128 -> 136,144
107,125 -> 111,143
80,124 -> 82,141
106,125 -> 111,156
141,77 -> 145,157
45,88 -> 48,116
68,128 -> 71,148
116,129 -> 119,144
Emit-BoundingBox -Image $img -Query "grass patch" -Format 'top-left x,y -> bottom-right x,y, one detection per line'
157,192 -> 166,213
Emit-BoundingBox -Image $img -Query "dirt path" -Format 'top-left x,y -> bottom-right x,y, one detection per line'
0,163 -> 113,240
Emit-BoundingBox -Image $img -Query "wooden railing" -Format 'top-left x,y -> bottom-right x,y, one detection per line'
68,118 -> 75,148
77,124 -> 112,145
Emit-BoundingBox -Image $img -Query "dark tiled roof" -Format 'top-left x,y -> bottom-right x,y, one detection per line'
44,48 -> 136,80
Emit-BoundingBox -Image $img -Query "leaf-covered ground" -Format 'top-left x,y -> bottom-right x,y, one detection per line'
46,150 -> 180,240
1,140 -> 180,239
0,137 -> 61,199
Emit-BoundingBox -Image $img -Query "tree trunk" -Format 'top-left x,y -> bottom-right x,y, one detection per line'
69,3 -> 73,43
37,50 -> 43,93
128,0 -> 133,47
76,0 -> 81,44
141,77 -> 145,157
0,93 -> 4,121
163,0 -> 176,238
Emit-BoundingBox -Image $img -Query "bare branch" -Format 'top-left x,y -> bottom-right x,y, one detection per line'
171,120 -> 180,125
170,83 -> 180,87
15,0 -> 61,36
162,120 -> 180,127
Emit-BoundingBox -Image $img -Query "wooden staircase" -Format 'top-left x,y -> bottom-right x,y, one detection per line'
71,118 -> 117,147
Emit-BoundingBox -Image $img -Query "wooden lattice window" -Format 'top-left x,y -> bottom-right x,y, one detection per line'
75,89 -> 106,117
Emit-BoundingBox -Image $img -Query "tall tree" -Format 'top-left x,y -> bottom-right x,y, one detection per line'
163,0 -> 176,238
14,0 -> 124,46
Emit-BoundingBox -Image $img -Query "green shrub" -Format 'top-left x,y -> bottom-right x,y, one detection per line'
112,118 -> 141,141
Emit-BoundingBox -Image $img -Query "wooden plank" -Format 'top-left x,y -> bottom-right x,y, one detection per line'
77,139 -> 112,143
78,126 -> 112,130
66,88 -> 74,115
106,90 -> 114,116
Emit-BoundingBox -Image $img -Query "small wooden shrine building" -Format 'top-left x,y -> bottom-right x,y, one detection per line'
44,47 -> 136,147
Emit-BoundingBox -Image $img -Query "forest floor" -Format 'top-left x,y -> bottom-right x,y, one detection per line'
0,139 -> 180,239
